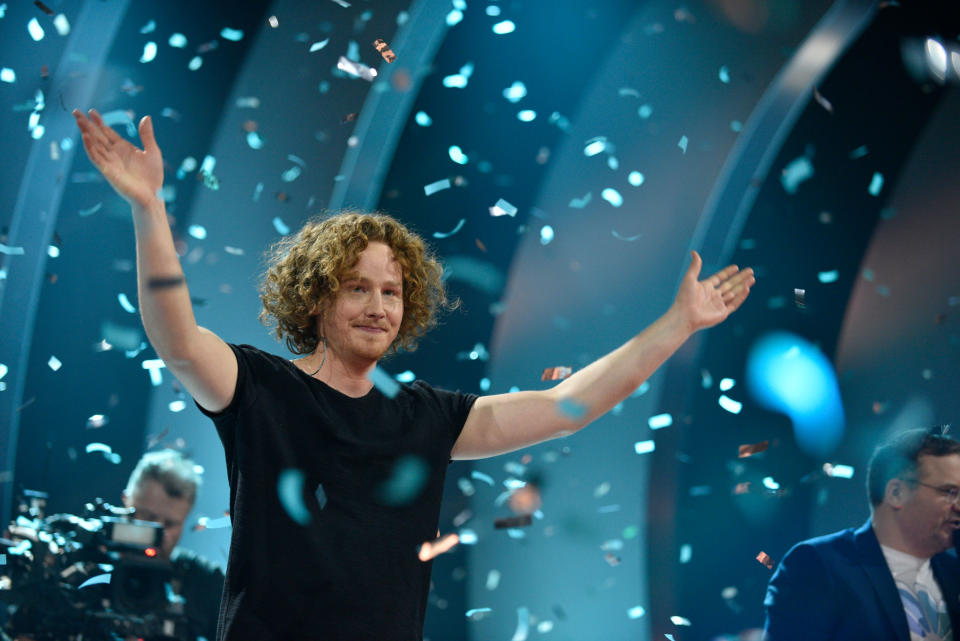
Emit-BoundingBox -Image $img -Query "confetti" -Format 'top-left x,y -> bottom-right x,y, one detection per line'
569,192 -> 592,208
762,476 -> 780,490
458,528 -> 478,544
584,137 -> 608,156
648,413 -> 673,429
719,377 -> 735,391
511,607 -> 530,641
373,38 -> 396,63
86,414 -> 108,429
34,1 -> 54,15
0,242 -> 25,255
424,178 -> 451,196
517,109 -> 536,122
556,398 -> 587,419
734,482 -> 751,494
718,395 -> 742,414
141,358 -> 165,386
418,532 -> 459,561
503,81 -> 527,103
78,574 -> 112,589
605,552 -> 621,566
823,463 -> 854,478
627,606 -> 646,619
868,172 -> 884,196
679,544 -> 692,563
492,20 -> 516,35
220,27 -> 244,41
813,87 -> 834,113
670,616 -> 692,626
368,365 -> 401,398
466,608 -> 493,621
677,135 -> 688,154
818,270 -> 838,283
628,171 -> 645,186
48,355 -> 62,371
494,514 -> 532,529
169,400 -> 186,412
337,56 -> 377,81
117,292 -> 137,313
486,569 -> 501,590
471,470 -> 494,486
541,366 -> 572,381
781,156 -> 814,194
277,469 -> 310,525
794,287 -> 806,308
634,440 -> 655,454
330,0 -> 351,6
377,455 -> 428,505
718,65 -> 730,83
849,145 -> 869,159
611,230 -> 641,242
140,41 -> 158,64
738,441 -> 769,458
272,217 -> 290,235
146,427 -> 169,450
489,198 -> 517,217
0,68 -> 14,83
28,17 -> 44,41
147,276 -> 185,290
601,188 -> 623,207
756,551 -> 775,569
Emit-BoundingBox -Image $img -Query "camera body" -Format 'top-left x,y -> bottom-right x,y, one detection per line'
1,490 -> 192,641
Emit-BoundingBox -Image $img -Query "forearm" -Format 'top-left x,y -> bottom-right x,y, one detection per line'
551,306 -> 692,428
133,197 -> 202,363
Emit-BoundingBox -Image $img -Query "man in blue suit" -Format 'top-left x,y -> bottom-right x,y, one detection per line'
764,428 -> 960,641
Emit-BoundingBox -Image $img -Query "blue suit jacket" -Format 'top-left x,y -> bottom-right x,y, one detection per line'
764,520 -> 960,641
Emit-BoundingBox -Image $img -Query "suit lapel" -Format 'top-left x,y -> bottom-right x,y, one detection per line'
856,521 -> 911,641
932,552 -> 960,635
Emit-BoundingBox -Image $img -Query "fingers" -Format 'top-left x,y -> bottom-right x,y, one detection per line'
685,250 -> 703,281
88,109 -> 125,147
138,115 -> 159,153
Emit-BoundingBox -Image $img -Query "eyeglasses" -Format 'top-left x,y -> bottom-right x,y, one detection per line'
906,479 -> 960,504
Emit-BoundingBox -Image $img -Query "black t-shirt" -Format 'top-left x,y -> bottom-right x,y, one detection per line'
171,547 -> 225,641
196,344 -> 477,641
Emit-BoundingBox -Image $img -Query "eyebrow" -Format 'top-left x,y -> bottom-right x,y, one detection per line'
341,273 -> 402,288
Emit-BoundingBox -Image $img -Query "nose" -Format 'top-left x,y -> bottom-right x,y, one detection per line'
365,291 -> 386,318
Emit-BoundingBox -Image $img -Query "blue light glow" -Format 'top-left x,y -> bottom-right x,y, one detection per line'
746,331 -> 845,457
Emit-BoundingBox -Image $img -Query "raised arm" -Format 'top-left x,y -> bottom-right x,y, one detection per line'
451,251 -> 754,460
73,109 -> 236,412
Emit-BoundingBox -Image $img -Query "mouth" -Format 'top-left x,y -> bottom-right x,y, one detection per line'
355,325 -> 387,334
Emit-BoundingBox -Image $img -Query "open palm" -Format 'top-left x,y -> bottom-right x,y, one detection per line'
672,251 -> 755,332
73,108 -> 163,209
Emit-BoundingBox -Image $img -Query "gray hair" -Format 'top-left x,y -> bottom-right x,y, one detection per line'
125,449 -> 202,505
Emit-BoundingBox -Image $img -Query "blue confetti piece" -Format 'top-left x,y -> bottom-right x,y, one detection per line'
868,172 -> 884,196
719,377 -> 735,391
424,178 -> 451,196
719,66 -> 730,83
459,529 -> 478,544
309,38 -> 329,52
277,469 -> 310,525
395,370 -> 416,383
848,145 -> 869,159
489,198 -> 517,217
0,68 -> 14,83
315,483 -> 327,510
503,81 -> 527,103
28,17 -> 44,41
246,131 -> 264,149
78,573 -> 112,589
368,366 -> 400,398
448,145 -> 468,164
0,553 -> 5,565
628,605 -> 646,619
517,109 -> 536,122
824,463 -> 854,478
556,398 -> 587,419
611,230 -> 641,241
220,27 -> 244,41
117,293 -> 137,313
648,413 -> 672,429
492,20 -> 515,34
601,188 -> 623,207
188,56 -> 203,71
638,104 -> 653,119
433,218 -> 465,239
471,470 -> 495,485
678,136 -> 689,154
377,455 -> 429,505
78,202 -> 103,217
584,138 -> 607,157
140,42 -> 158,64
539,225 -> 554,245
780,156 -> 814,194
679,544 -> 692,563
731,120 -> 743,132
272,217 -> 290,235
569,192 -> 592,208
415,111 -> 432,126
188,224 -> 207,239
628,171 -> 645,186
633,441 -> 657,454
446,9 -> 463,26
466,608 -> 493,620
762,476 -> 780,490
718,394 -> 742,414
818,270 -> 838,283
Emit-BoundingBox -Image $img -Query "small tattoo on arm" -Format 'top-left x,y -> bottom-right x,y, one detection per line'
147,276 -> 186,290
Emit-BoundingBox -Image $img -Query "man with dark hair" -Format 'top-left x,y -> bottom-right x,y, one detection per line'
764,428 -> 960,641
123,450 -> 225,641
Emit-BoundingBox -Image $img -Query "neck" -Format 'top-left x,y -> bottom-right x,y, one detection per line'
873,506 -> 930,558
310,348 -> 379,398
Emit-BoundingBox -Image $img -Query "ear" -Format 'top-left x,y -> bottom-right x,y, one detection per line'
884,478 -> 908,508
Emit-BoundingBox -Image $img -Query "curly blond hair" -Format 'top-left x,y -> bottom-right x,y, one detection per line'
258,211 -> 453,355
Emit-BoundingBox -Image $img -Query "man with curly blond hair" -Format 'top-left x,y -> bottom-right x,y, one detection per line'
74,109 -> 754,641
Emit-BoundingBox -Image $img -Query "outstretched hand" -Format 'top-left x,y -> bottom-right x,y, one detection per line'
72,108 -> 163,210
671,251 -> 754,333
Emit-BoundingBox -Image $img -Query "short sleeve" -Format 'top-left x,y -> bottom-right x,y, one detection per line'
193,343 -> 260,420
410,381 -> 478,448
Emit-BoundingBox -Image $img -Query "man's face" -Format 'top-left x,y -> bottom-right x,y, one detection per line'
898,454 -> 960,557
123,478 -> 193,559
321,241 -> 403,365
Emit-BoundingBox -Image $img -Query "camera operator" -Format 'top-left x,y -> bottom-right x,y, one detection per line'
121,449 -> 225,641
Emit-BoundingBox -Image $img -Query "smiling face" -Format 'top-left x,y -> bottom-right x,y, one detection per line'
894,453 -> 960,557
320,241 -> 404,366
